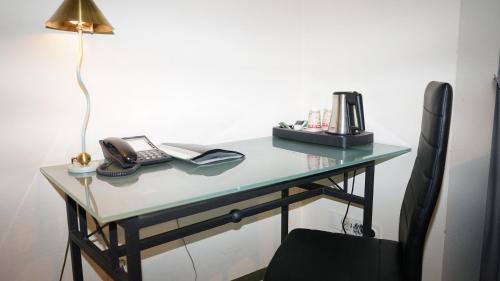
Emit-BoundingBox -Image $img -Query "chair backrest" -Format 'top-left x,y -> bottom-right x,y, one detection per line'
398,81 -> 453,281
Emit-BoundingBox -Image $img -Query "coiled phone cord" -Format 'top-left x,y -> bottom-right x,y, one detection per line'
96,161 -> 141,177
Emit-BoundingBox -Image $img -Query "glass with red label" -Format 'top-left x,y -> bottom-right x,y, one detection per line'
306,110 -> 322,132
322,109 -> 331,131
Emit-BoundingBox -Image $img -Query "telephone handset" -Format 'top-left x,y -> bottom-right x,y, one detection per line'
97,136 -> 172,177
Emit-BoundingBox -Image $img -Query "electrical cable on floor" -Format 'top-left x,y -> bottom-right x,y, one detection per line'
342,169 -> 356,235
176,219 -> 198,281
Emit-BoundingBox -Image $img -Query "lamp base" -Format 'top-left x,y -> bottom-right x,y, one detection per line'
68,161 -> 100,174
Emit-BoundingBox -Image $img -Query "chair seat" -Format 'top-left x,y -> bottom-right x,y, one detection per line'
265,229 -> 403,281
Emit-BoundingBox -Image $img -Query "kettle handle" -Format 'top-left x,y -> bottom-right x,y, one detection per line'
346,92 -> 365,133
355,93 -> 366,132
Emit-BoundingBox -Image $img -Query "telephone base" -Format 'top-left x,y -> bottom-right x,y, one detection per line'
68,161 -> 100,174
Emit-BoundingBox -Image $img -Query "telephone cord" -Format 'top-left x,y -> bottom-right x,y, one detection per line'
96,161 -> 141,177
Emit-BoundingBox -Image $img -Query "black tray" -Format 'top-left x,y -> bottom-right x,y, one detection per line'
272,127 -> 373,148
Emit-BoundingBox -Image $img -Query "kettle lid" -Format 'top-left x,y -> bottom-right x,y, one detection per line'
333,91 -> 360,96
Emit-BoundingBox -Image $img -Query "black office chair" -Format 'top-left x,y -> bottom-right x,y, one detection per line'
264,81 -> 453,281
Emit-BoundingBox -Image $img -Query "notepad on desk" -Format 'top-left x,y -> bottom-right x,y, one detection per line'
158,143 -> 245,165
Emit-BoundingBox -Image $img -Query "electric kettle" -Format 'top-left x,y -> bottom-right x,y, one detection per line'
327,91 -> 365,135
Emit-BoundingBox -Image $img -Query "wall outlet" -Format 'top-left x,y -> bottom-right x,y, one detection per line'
328,210 -> 381,237
343,217 -> 364,236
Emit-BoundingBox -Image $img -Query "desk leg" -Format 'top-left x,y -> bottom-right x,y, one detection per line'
78,206 -> 88,238
109,222 -> 120,271
66,196 -> 84,281
281,189 -> 289,242
363,163 -> 376,237
124,218 -> 142,281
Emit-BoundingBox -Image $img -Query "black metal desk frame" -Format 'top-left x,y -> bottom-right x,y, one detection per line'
65,161 -> 375,281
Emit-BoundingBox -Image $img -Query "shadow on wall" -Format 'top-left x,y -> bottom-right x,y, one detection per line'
442,151 -> 491,281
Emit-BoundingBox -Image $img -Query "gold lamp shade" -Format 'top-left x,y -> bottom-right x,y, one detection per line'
45,0 -> 113,34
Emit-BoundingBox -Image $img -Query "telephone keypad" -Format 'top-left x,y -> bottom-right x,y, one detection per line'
137,149 -> 172,165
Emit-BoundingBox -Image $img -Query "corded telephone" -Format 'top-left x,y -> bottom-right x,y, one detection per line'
97,135 -> 173,177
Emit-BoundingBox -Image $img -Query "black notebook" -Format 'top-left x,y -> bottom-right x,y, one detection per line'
158,143 -> 245,165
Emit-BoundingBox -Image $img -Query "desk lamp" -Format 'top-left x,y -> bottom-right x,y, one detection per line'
46,0 -> 113,173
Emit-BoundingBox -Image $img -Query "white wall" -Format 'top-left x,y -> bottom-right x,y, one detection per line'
0,1 -> 305,280
442,0 -> 500,280
0,0 -> 497,280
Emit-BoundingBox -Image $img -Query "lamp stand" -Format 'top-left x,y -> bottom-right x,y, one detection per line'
68,26 -> 99,174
